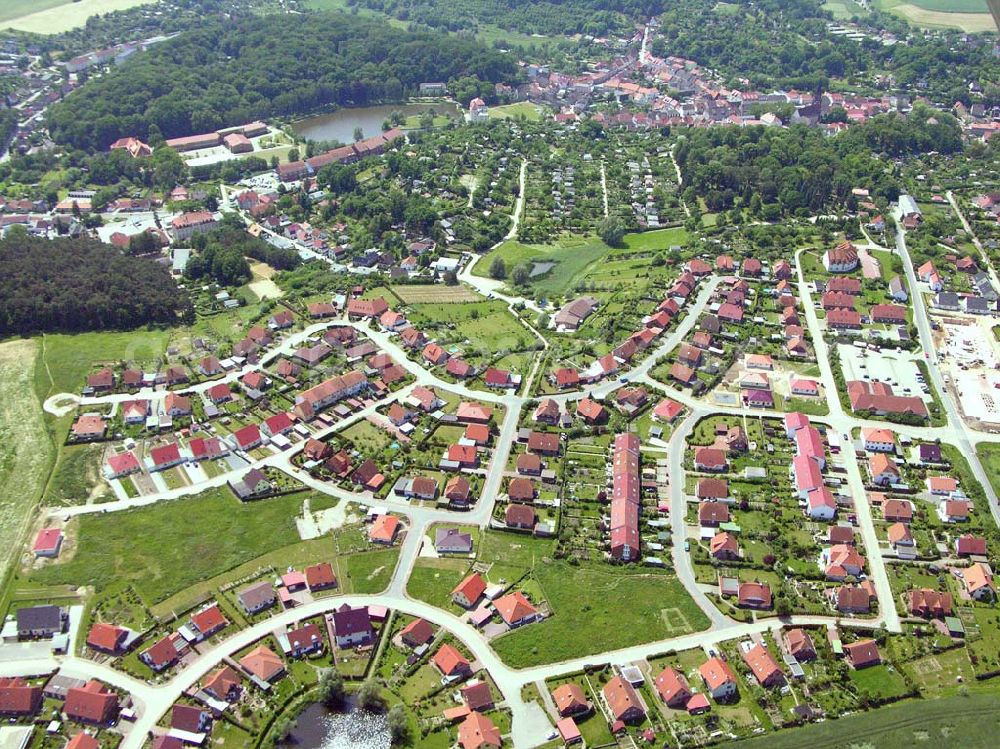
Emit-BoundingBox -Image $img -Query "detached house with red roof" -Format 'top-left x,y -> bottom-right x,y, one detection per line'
603,675 -> 645,725
65,680 -> 119,725
699,658 -> 737,701
0,677 -> 42,717
452,573 -> 487,609
494,591 -> 539,628
433,644 -> 471,679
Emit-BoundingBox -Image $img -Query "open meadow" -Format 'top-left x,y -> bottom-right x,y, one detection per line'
29,487 -> 318,606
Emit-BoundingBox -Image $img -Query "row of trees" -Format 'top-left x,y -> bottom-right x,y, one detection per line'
47,12 -> 521,151
0,234 -> 192,335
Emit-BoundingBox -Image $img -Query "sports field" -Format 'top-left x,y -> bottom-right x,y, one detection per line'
2,0 -> 156,33
488,102 -> 548,122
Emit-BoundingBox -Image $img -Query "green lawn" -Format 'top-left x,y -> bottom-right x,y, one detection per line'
407,557 -> 470,608
730,692 -> 1000,749
621,227 -> 689,252
29,487 -> 320,605
491,559 -> 710,667
488,102 -> 547,122
847,664 -> 911,699
340,548 -> 400,594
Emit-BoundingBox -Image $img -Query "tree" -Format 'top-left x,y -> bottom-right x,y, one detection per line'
353,126 -> 364,142
598,216 -> 625,247
387,704 -> 409,745
357,678 -> 383,710
442,271 -> 458,285
489,256 -> 506,280
287,148 -> 300,163
318,669 -> 345,707
511,264 -> 530,286
270,716 -> 295,747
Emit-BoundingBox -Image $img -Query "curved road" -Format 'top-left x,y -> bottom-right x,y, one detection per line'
32,224 -> 1000,745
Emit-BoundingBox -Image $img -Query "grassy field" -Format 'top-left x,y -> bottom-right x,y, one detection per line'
488,103 -> 547,122
822,0 -> 868,18
408,300 -> 534,352
621,227 -> 689,252
29,488 -> 321,605
407,557 -> 470,608
0,340 -> 54,580
472,236 -> 613,298
35,330 -> 171,399
730,692 -> 1000,749
3,0 -> 157,32
880,0 -> 987,11
975,443 -> 1000,498
472,229 -> 688,299
491,559 -> 710,668
340,548 -> 400,594
43,443 -> 110,507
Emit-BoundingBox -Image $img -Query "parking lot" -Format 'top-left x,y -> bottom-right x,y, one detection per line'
837,343 -> 932,404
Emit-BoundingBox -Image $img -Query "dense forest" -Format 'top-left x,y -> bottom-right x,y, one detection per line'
354,0 -> 665,36
674,104 -> 963,215
652,0 -> 1000,101
0,235 -> 193,335
47,12 -> 520,151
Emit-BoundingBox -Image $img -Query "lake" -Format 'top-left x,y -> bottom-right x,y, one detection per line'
292,103 -> 460,144
284,701 -> 391,749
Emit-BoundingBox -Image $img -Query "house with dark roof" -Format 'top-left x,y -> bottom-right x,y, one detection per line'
329,604 -> 373,648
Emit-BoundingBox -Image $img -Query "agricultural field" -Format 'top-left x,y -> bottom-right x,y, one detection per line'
393,284 -> 482,304
822,0 -> 869,19
730,692 -> 1000,749
872,0 -> 993,31
2,0 -> 157,33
